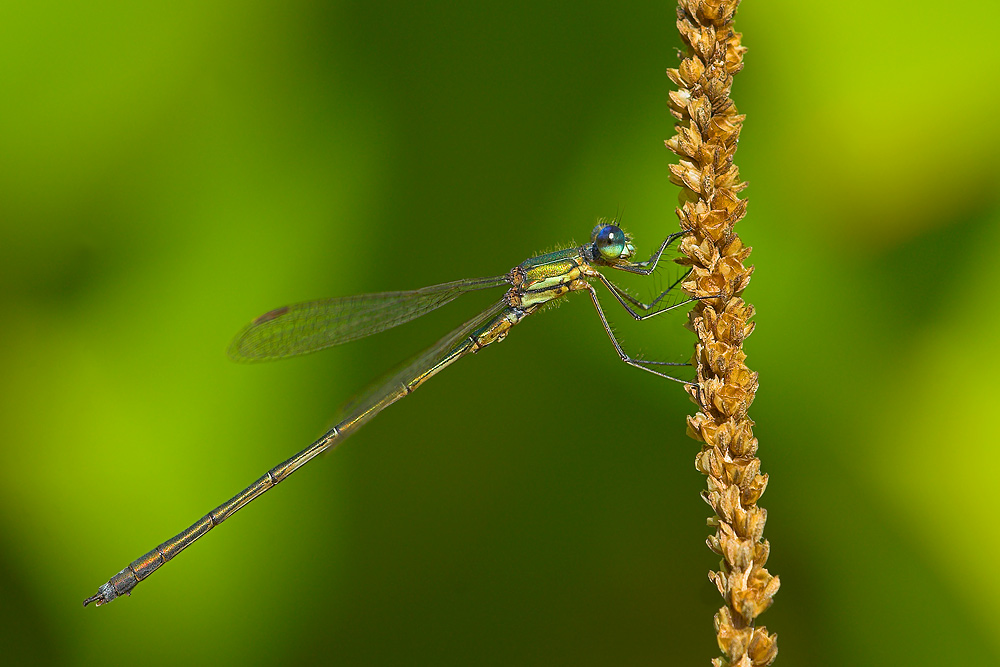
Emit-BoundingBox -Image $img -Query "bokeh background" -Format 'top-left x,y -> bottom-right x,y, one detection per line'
2,1 -> 998,665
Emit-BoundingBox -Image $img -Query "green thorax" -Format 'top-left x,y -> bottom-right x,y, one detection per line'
513,246 -> 593,308
518,247 -> 586,286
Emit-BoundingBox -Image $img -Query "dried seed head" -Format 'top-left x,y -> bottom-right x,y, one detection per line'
667,1 -> 777,664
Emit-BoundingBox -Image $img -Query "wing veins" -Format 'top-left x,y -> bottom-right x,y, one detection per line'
228,275 -> 509,362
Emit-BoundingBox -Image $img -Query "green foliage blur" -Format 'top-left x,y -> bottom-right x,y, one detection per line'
2,1 -> 998,664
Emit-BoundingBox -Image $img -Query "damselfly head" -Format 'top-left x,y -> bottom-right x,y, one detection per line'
591,224 -> 634,262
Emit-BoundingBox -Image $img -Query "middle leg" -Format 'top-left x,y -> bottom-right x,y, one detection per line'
585,285 -> 692,384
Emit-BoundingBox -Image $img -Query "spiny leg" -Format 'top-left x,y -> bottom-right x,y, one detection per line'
585,285 -> 692,384
597,268 -> 693,320
609,271 -> 688,312
595,271 -> 706,323
613,230 -> 687,276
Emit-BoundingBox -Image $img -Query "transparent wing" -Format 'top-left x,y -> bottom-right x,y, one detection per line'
229,275 -> 509,362
338,299 -> 509,429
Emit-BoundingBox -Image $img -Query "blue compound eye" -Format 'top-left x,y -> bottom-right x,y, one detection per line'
595,225 -> 627,260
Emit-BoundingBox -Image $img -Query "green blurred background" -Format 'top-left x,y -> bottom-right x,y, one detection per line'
2,1 -> 998,664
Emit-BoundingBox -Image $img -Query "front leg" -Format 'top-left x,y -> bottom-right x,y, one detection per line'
613,230 -> 687,276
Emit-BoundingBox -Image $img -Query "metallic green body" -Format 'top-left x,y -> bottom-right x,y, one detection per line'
84,224 -> 689,608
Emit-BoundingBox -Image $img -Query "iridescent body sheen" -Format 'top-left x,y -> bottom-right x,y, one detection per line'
84,223 -> 697,607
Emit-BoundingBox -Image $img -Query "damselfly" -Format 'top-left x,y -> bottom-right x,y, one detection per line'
84,222 -> 697,607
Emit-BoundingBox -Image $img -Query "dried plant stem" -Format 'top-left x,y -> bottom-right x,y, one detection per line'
664,2 -> 779,665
